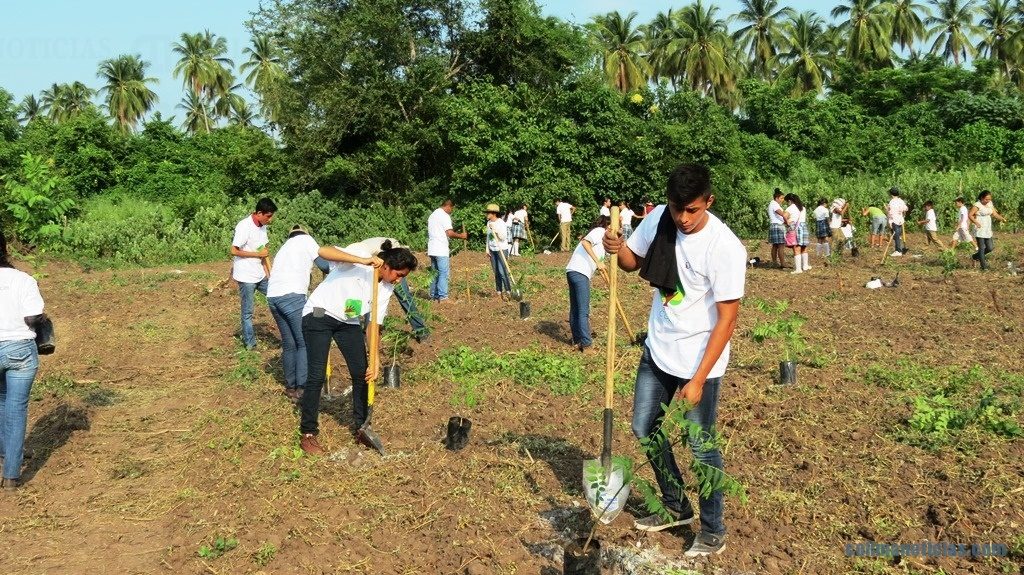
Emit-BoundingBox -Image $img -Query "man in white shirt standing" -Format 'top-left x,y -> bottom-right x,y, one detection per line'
830,197 -> 848,256
427,199 -> 468,303
599,198 -> 612,217
555,199 -> 576,252
887,187 -> 909,256
231,197 -> 276,350
604,163 -> 746,557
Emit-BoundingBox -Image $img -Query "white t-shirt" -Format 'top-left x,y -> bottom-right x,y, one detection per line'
620,208 -> 635,227
600,205 -> 611,217
626,206 -> 747,379
957,205 -> 969,230
813,205 -> 829,221
0,268 -> 45,342
841,224 -> 854,239
513,208 -> 528,225
924,208 -> 937,231
321,238 -> 405,274
565,227 -> 607,278
427,208 -> 453,257
785,205 -> 806,225
556,202 -> 573,223
830,198 -> 847,229
302,245 -> 395,325
768,200 -> 784,225
888,197 -> 908,225
231,215 -> 270,283
486,219 -> 509,251
267,234 -> 320,297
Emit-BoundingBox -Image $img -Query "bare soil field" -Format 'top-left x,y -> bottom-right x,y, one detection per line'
1,231 -> 1022,575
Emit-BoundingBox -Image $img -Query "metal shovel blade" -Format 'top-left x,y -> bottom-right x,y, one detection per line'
582,458 -> 630,524
510,287 -> 523,302
357,422 -> 386,456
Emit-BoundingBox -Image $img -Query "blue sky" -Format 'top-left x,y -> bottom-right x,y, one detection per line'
1,0 -> 827,122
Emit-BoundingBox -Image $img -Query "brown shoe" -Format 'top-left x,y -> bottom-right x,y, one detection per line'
1,478 -> 18,491
285,388 -> 303,403
299,433 -> 325,455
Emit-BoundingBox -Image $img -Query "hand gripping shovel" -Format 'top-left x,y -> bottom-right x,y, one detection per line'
583,206 -> 629,524
357,266 -> 386,456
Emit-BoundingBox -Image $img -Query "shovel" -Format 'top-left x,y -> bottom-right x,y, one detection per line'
495,247 -> 523,301
357,266 -> 386,455
583,206 -> 629,524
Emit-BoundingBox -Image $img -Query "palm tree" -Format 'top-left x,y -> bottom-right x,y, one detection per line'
178,88 -> 212,134
890,0 -> 930,52
97,54 -> 159,132
831,0 -> 894,67
18,95 -> 41,123
211,70 -> 245,120
776,11 -> 831,94
675,0 -> 738,103
171,30 -> 234,98
645,10 -> 681,85
926,0 -> 982,65
731,0 -> 795,80
586,11 -> 652,92
40,82 -> 95,122
228,99 -> 258,127
240,34 -> 285,123
976,0 -> 1017,69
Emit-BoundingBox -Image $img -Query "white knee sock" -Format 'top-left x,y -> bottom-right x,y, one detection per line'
803,252 -> 810,269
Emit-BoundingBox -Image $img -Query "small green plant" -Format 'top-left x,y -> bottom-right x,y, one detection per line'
253,542 -> 277,567
3,152 -> 75,246
227,348 -> 262,389
750,299 -> 808,362
197,536 -> 238,559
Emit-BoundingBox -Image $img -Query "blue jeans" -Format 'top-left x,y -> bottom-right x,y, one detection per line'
238,277 -> 269,349
429,256 -> 450,300
268,293 -> 308,389
566,271 -> 592,347
973,237 -> 994,270
622,225 -> 633,240
489,249 -> 511,292
1,340 -> 38,480
394,277 -> 428,337
891,224 -> 905,253
631,346 -> 725,536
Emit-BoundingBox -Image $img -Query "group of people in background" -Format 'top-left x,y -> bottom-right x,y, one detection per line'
766,187 -> 1010,271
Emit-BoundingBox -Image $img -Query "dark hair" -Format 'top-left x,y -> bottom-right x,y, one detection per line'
889,186 -> 900,197
592,215 -> 611,229
773,187 -> 784,199
665,164 -> 712,208
380,244 -> 418,272
255,197 -> 277,214
955,196 -> 965,203
978,190 -> 992,201
0,232 -> 11,269
784,193 -> 804,211
818,198 -> 828,206
923,200 -> 934,208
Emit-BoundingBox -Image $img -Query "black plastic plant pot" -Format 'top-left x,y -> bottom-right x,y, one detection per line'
563,539 -> 601,575
779,361 -> 797,385
445,416 -> 472,451
382,364 -> 401,388
519,301 -> 531,319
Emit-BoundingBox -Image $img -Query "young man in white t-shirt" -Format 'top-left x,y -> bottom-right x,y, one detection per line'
950,196 -> 978,250
887,187 -> 909,256
484,203 -> 512,298
599,198 -> 612,217
231,197 -> 276,350
603,164 -> 746,557
565,215 -> 609,353
555,199 -> 576,252
916,201 -> 942,250
426,199 -> 469,303
829,197 -> 848,255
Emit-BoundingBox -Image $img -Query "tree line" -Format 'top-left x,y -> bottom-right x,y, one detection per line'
2,0 -> 1024,263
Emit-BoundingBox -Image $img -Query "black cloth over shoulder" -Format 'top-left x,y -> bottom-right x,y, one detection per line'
638,207 -> 679,296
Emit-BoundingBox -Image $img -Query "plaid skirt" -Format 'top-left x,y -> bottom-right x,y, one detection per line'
510,221 -> 526,240
795,222 -> 809,246
769,223 -> 786,245
815,218 -> 830,239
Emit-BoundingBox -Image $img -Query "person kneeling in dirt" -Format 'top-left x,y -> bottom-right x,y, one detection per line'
298,242 -> 418,455
603,163 -> 746,557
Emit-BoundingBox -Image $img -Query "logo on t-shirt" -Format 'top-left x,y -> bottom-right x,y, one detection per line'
661,282 -> 685,306
344,299 -> 362,318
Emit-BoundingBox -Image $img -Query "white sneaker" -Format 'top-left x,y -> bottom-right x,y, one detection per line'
791,269 -> 803,274
890,251 -> 903,257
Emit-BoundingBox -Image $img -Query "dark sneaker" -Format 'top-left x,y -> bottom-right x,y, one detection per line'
633,508 -> 694,532
684,532 -> 726,557
299,433 -> 325,455
285,388 -> 302,403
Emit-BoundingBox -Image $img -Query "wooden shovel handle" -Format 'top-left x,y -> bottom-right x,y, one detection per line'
605,207 -> 619,410
369,266 -> 381,379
